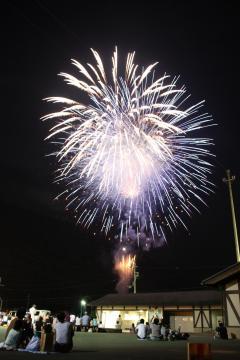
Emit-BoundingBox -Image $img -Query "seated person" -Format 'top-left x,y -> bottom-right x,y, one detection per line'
4,308 -> 26,340
216,321 -> 228,339
150,318 -> 160,340
0,319 -> 23,350
54,312 -> 74,353
135,319 -> 146,340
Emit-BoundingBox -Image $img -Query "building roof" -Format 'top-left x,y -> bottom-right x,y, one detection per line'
89,290 -> 221,307
201,262 -> 240,286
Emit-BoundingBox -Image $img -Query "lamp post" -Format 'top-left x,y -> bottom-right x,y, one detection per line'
80,299 -> 86,317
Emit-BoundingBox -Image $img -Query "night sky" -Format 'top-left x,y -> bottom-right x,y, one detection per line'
1,1 -> 239,312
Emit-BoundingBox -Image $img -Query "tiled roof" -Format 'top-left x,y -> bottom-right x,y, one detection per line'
89,290 -> 221,306
201,262 -> 240,285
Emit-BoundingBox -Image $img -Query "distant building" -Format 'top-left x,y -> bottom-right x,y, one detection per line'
202,262 -> 240,339
89,290 -> 223,333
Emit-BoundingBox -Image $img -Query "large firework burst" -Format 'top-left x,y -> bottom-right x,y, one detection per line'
43,48 -> 214,245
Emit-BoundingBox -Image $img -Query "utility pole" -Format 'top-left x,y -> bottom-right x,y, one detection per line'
132,262 -> 139,294
26,293 -> 31,310
223,169 -> 240,263
0,277 -> 5,311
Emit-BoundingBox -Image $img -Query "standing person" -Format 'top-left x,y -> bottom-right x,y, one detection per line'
131,323 -> 135,333
135,319 -> 146,340
29,305 -> 37,325
75,316 -> 81,331
117,315 -> 122,329
92,317 -> 98,332
54,312 -> 74,353
81,311 -> 90,332
70,314 -> 76,326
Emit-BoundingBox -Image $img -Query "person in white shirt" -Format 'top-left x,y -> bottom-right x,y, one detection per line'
135,319 -> 146,340
75,316 -> 81,331
29,305 -> 37,325
0,319 -> 22,350
70,314 -> 76,325
150,318 -> 160,340
54,312 -> 74,353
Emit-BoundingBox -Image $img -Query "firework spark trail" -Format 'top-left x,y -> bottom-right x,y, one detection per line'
43,48 -> 215,244
114,253 -> 136,293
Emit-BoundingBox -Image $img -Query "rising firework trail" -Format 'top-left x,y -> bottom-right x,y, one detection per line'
114,251 -> 136,293
43,48 -> 215,246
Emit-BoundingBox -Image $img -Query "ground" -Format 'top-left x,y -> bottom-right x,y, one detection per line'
1,327 -> 240,359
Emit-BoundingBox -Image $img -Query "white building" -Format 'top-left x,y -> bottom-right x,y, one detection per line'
202,262 -> 240,339
89,290 -> 223,333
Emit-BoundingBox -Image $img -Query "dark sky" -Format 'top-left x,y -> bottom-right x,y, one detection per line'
1,1 -> 239,312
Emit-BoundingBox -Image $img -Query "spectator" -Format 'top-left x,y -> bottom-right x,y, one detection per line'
81,312 -> 90,332
145,322 -> 151,338
160,323 -> 167,340
150,318 -> 160,340
135,319 -> 146,340
117,315 -> 122,329
70,314 -> 76,325
75,316 -> 81,331
131,323 -> 135,333
22,313 -> 33,346
35,316 -> 44,336
216,321 -> 228,339
92,317 -> 98,332
0,319 -> 23,350
5,307 -> 26,341
54,312 -> 74,353
29,305 -> 37,325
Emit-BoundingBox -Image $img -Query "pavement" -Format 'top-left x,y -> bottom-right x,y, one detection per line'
1,327 -> 240,360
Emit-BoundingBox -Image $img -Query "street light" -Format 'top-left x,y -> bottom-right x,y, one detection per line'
80,299 -> 86,316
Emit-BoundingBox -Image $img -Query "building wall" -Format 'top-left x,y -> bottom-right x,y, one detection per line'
225,279 -> 240,339
170,315 -> 193,333
97,308 -> 149,329
96,305 -> 222,333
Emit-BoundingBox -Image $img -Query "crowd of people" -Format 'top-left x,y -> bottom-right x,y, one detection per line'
0,304 -> 99,352
0,305 -> 229,351
134,317 -> 229,341
134,317 -> 190,341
